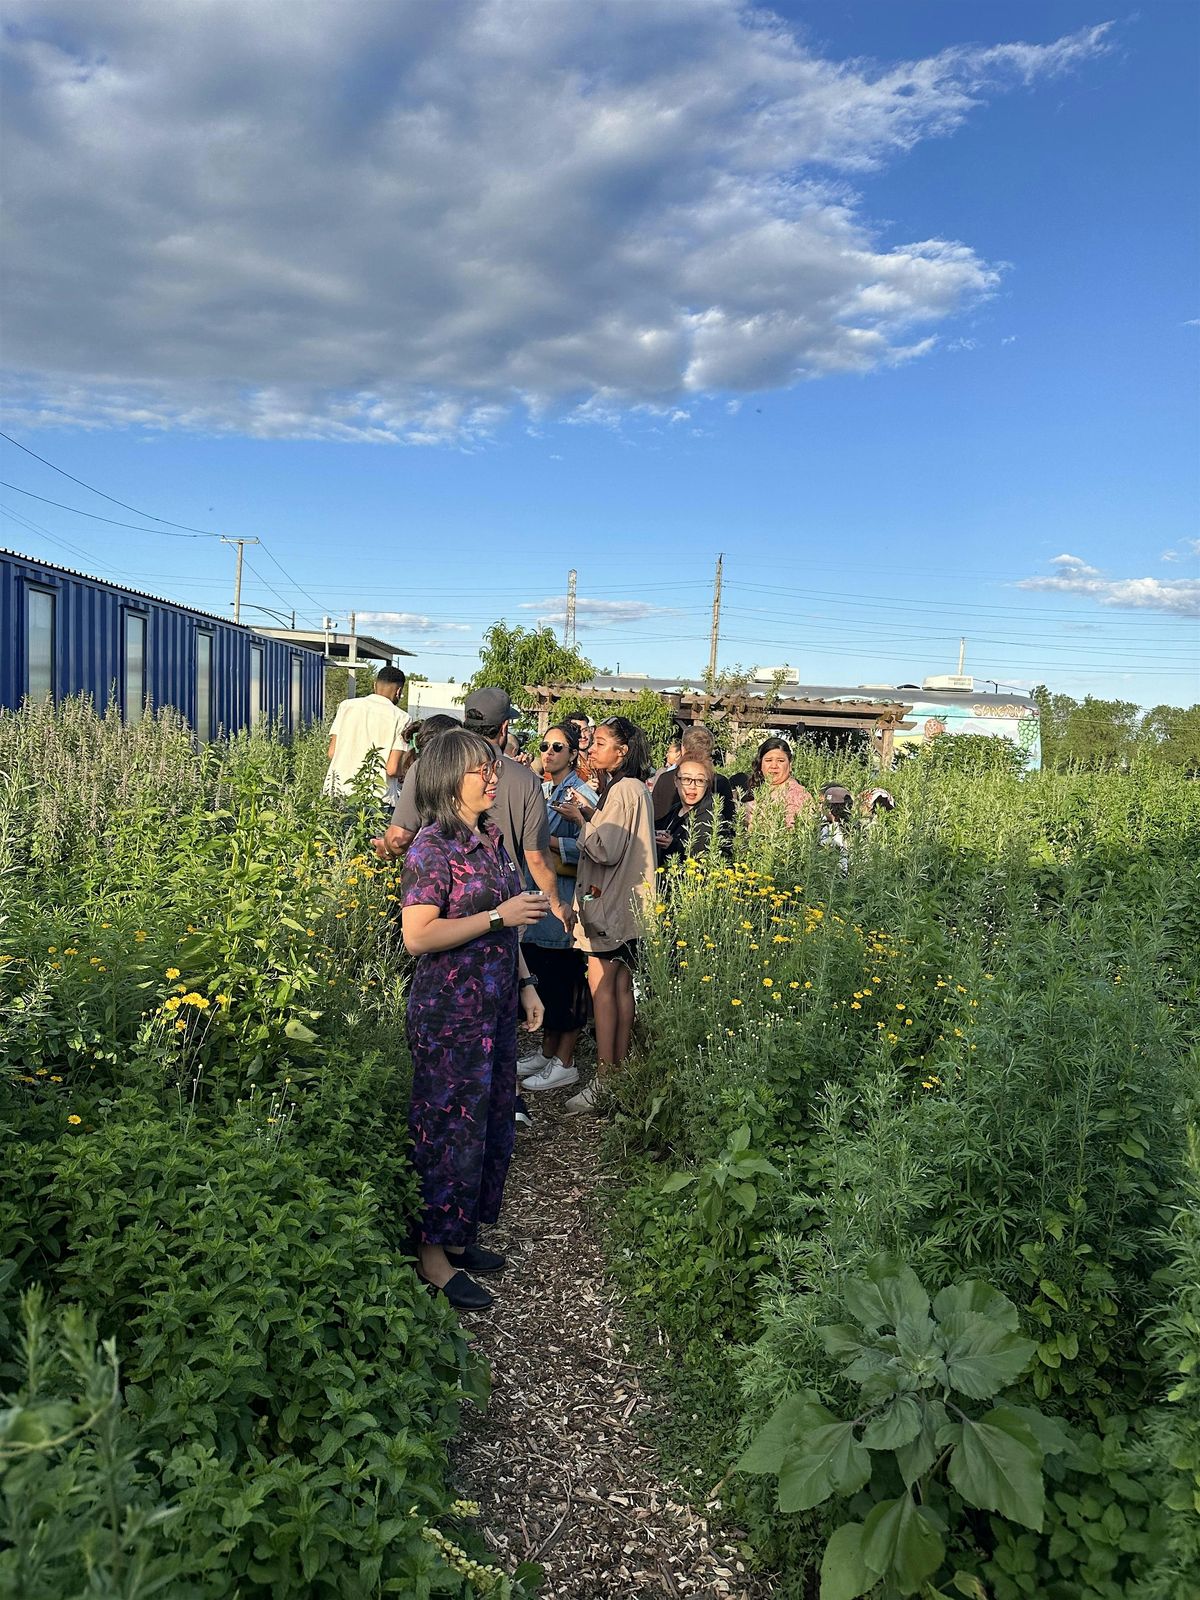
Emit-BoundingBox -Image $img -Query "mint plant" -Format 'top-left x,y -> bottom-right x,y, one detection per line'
737,1257 -> 1074,1598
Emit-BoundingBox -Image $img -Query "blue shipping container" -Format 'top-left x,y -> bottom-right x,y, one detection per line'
0,548 -> 324,735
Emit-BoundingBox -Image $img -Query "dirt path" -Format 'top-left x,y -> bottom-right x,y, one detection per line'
452,1095 -> 774,1600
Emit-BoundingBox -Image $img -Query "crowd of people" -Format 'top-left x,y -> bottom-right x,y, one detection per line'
322,668 -> 892,1310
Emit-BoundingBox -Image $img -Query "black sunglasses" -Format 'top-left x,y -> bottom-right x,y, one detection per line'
540,740 -> 567,754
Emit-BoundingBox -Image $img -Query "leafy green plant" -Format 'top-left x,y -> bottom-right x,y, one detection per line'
661,1123 -> 779,1273
737,1258 -> 1074,1598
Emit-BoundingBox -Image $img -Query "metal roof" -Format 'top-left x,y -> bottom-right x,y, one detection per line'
254,626 -> 414,661
579,674 -> 1034,707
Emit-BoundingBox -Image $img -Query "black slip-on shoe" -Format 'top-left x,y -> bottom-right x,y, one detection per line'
446,1244 -> 506,1275
434,1270 -> 493,1310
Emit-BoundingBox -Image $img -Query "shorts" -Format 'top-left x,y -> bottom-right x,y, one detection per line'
524,943 -> 589,1033
590,938 -> 641,971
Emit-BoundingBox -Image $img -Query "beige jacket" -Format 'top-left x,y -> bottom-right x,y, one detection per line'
573,777 -> 658,952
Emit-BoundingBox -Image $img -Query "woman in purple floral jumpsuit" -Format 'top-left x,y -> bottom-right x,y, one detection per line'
401,729 -> 546,1310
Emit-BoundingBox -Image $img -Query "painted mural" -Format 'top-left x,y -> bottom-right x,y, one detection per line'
892,693 -> 1042,770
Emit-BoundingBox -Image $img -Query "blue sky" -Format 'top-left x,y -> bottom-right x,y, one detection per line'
1,0 -> 1196,706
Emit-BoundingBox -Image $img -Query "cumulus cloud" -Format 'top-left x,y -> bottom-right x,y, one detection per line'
521,595 -> 670,629
354,610 -> 470,633
1018,554 -> 1200,617
0,1 -> 1110,440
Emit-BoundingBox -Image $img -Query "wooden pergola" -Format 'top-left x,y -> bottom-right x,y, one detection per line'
529,682 -> 914,767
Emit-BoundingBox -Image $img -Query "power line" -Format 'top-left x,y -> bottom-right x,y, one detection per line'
0,482 -> 219,538
0,428 -> 224,535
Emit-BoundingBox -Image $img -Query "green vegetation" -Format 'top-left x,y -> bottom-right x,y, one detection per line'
5,696 -> 1199,1598
465,621 -> 595,703
607,752 -> 1200,1597
0,699 -> 535,1599
1033,687 -> 1200,773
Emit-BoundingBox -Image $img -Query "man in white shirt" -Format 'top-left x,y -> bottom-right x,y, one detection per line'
323,666 -> 408,827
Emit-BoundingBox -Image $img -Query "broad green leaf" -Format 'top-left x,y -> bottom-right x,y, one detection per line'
951,1574 -> 989,1599
1001,1403 -> 1074,1460
733,1181 -> 758,1212
1038,1278 -> 1069,1310
729,1124 -> 751,1152
777,1423 -> 871,1512
947,1407 -> 1046,1531
820,1323 -> 867,1360
283,1017 -> 317,1043
863,1394 -> 924,1451
660,1171 -> 695,1194
843,1257 -> 930,1331
941,1314 -> 1036,1399
820,1521 -> 875,1600
737,1393 -> 832,1475
933,1279 -> 1020,1332
860,1493 -> 945,1595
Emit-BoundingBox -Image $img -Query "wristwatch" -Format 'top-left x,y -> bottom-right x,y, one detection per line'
519,973 -> 538,988
488,908 -> 504,933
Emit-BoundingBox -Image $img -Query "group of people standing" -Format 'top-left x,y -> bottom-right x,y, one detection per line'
322,669 -> 889,1311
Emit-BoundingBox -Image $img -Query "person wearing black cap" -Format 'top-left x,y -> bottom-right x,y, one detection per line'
818,782 -> 854,875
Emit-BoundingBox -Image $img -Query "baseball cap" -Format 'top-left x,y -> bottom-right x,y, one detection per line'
463,686 -> 523,726
821,783 -> 853,806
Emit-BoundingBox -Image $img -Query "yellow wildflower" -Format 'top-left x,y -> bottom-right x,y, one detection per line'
731,998 -> 743,1007
166,967 -> 181,980
67,1114 -> 82,1125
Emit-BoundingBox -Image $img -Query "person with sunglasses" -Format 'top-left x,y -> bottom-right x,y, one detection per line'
517,724 -> 598,1094
401,727 -> 550,1311
552,716 -> 657,1114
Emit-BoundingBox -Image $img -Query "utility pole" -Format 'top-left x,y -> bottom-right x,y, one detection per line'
347,610 -> 358,698
565,568 -> 577,648
957,637 -> 967,675
220,537 -> 259,624
707,552 -> 724,682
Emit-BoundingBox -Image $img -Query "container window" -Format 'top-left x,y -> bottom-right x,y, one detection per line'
289,655 -> 302,730
124,612 -> 147,725
26,588 -> 55,701
196,632 -> 213,742
249,645 -> 264,726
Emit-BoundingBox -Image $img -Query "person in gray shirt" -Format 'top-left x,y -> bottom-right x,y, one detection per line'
382,686 -> 570,936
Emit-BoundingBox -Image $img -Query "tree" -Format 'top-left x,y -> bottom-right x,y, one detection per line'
466,622 -> 595,704
1141,704 -> 1200,775
1031,687 -> 1144,770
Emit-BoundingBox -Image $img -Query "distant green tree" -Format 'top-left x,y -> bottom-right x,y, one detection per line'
1141,703 -> 1200,775
1032,687 -> 1145,770
466,622 -> 594,703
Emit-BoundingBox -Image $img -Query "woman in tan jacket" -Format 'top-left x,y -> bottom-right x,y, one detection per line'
552,716 -> 656,1113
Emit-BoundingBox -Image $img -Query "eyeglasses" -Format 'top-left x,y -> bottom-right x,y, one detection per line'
470,761 -> 500,781
677,775 -> 708,788
540,740 -> 567,754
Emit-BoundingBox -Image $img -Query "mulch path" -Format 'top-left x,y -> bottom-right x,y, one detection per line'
451,1088 -> 774,1600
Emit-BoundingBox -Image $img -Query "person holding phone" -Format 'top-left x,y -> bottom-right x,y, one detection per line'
552,716 -> 656,1115
401,728 -> 547,1311
517,723 -> 598,1094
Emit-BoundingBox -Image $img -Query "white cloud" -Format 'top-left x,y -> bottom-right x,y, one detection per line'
0,2 -> 1110,441
1017,555 -> 1200,617
521,595 -> 671,629
354,611 -> 471,633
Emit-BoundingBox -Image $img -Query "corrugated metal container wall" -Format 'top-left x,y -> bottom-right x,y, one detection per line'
0,550 -> 324,735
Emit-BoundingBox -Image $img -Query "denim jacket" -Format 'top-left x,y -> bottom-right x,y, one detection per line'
523,768 -> 598,949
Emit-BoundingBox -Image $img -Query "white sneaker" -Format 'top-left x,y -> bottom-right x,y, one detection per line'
564,1080 -> 606,1116
522,1058 -> 579,1092
517,1051 -> 551,1080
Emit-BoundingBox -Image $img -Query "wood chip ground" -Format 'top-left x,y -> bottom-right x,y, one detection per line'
451,1088 -> 775,1599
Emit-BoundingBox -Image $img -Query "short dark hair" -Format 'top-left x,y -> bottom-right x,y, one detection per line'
375,666 -> 406,690
413,713 -> 460,751
750,737 -> 793,787
600,715 -> 652,783
413,728 -> 497,839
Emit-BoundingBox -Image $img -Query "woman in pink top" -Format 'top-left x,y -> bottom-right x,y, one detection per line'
743,738 -> 812,829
